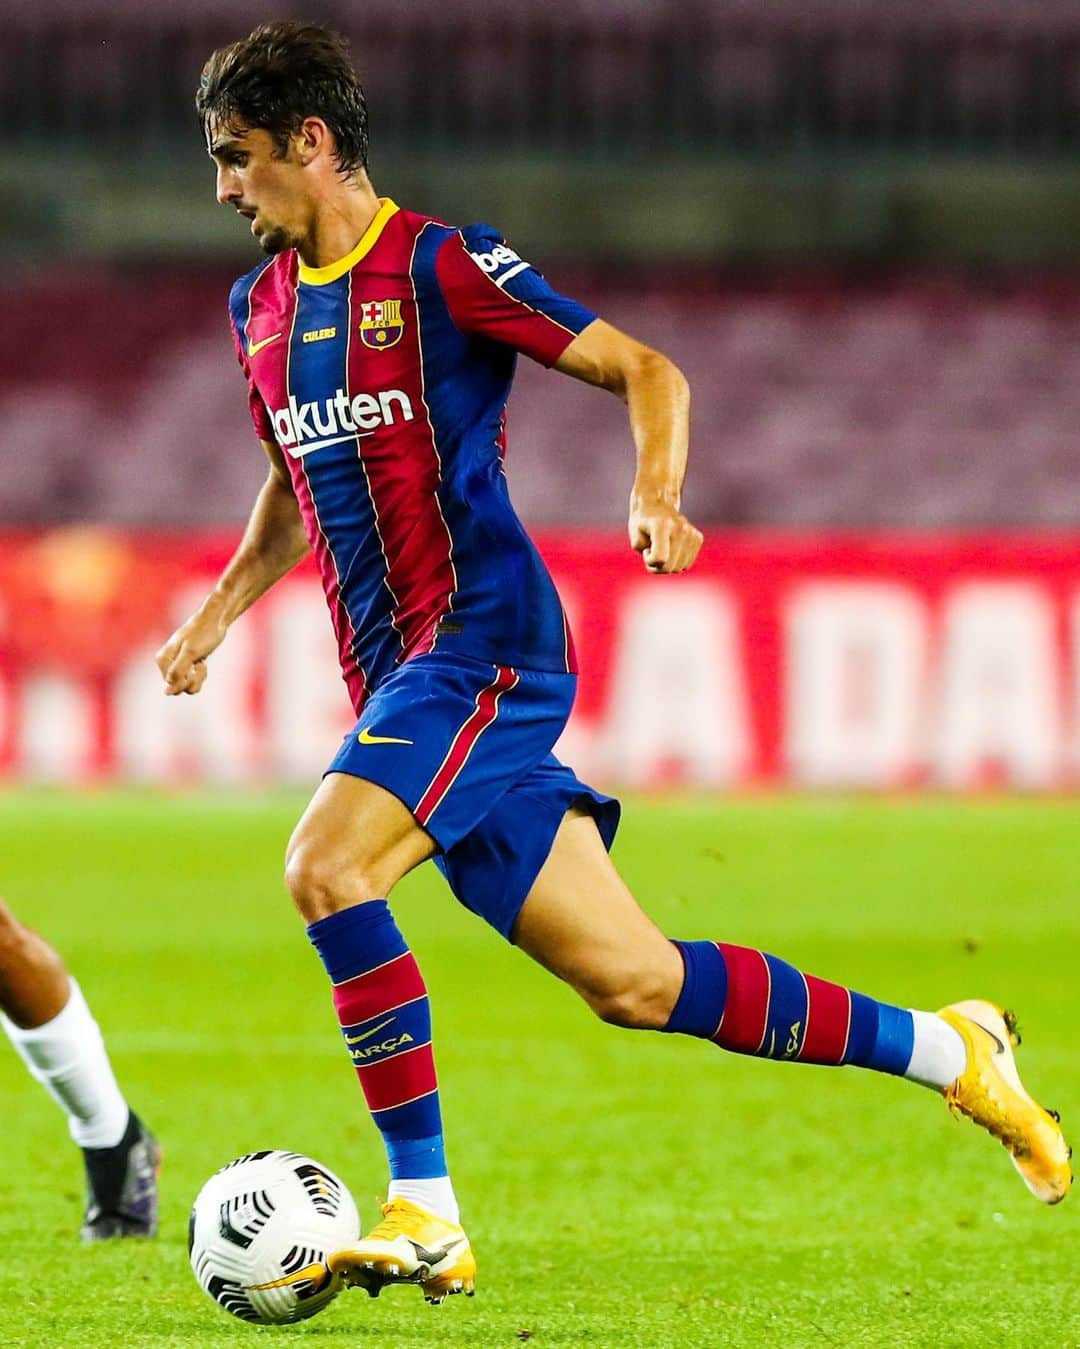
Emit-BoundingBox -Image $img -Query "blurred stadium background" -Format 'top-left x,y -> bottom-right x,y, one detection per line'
4,0 -> 1080,791
5,14 -> 1080,1343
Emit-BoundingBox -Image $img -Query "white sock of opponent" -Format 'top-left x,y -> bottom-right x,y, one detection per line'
903,1010 -> 968,1089
2,978 -> 130,1148
387,1176 -> 460,1225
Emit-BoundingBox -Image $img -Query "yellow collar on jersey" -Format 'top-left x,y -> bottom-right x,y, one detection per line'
297,198 -> 400,287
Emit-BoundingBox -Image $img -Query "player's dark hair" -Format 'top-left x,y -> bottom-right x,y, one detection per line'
196,21 -> 369,176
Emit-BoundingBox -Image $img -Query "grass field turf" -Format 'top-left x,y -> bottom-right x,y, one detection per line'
0,790 -> 1077,1348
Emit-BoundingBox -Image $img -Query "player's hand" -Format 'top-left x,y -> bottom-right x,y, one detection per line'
155,602 -> 229,696
628,495 -> 703,574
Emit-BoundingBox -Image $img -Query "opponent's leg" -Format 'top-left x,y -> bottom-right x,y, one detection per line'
286,774 -> 474,1301
0,899 -> 159,1239
513,809 -> 1070,1204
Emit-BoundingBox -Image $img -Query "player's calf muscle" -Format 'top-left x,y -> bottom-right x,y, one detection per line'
0,897 -> 21,946
0,900 -> 69,1027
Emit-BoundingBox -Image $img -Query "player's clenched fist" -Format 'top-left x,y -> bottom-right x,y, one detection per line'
628,496 -> 704,574
155,603 -> 228,696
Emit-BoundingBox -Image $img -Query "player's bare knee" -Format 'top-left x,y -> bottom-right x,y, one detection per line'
284,846 -> 382,923
585,968 -> 676,1031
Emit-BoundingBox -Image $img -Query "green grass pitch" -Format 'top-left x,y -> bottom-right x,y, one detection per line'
0,790 -> 1077,1348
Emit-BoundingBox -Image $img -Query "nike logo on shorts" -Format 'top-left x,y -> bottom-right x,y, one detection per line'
357,728 -> 414,746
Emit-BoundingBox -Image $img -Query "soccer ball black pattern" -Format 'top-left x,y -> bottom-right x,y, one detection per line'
188,1150 -> 361,1325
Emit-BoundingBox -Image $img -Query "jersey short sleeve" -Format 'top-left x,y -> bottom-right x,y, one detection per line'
227,285 -> 276,443
435,224 -> 597,367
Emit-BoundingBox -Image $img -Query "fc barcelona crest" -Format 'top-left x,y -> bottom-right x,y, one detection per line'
359,298 -> 405,350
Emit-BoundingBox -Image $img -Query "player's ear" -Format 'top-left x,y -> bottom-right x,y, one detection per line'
296,117 -> 330,166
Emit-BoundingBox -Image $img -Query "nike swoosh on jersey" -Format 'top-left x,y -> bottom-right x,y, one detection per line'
247,332 -> 282,357
344,1017 -> 395,1045
357,729 -> 414,746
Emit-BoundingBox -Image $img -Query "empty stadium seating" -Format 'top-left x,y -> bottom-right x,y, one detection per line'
4,270 -> 1080,528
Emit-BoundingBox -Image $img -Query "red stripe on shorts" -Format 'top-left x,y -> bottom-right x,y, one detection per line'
414,665 -> 519,825
713,944 -> 771,1053
797,976 -> 852,1065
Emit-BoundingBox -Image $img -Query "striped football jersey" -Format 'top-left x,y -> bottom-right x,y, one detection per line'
228,199 -> 596,712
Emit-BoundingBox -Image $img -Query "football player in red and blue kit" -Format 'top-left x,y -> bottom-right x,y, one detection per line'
159,20 -> 1070,1308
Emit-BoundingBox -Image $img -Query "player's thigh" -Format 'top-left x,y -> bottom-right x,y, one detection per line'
285,771 -> 435,917
512,808 -> 682,1024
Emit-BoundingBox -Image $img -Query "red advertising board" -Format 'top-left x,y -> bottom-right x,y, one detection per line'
1,528 -> 1079,789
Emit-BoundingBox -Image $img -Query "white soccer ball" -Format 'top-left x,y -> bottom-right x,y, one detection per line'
189,1150 -> 361,1325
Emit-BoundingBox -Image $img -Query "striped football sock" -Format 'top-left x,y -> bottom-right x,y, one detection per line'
307,902 -> 459,1222
665,941 -> 964,1087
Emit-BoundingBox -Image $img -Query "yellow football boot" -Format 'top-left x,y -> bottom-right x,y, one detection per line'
938,999 -> 1072,1204
328,1197 -> 476,1304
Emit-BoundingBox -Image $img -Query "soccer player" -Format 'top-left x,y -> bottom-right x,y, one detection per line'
159,20 -> 1070,1305
0,898 -> 159,1240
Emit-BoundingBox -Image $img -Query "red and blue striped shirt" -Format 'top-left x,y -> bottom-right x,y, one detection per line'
228,199 -> 594,713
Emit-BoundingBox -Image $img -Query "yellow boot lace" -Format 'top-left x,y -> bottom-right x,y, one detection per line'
366,1198 -> 434,1242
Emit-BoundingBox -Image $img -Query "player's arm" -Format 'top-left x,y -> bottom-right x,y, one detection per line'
555,319 -> 702,574
155,438 -> 309,696
435,229 -> 701,573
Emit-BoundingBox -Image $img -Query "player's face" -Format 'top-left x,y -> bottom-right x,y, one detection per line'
208,122 -> 308,256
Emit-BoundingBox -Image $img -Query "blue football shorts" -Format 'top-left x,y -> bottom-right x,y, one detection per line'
326,651 -> 621,940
